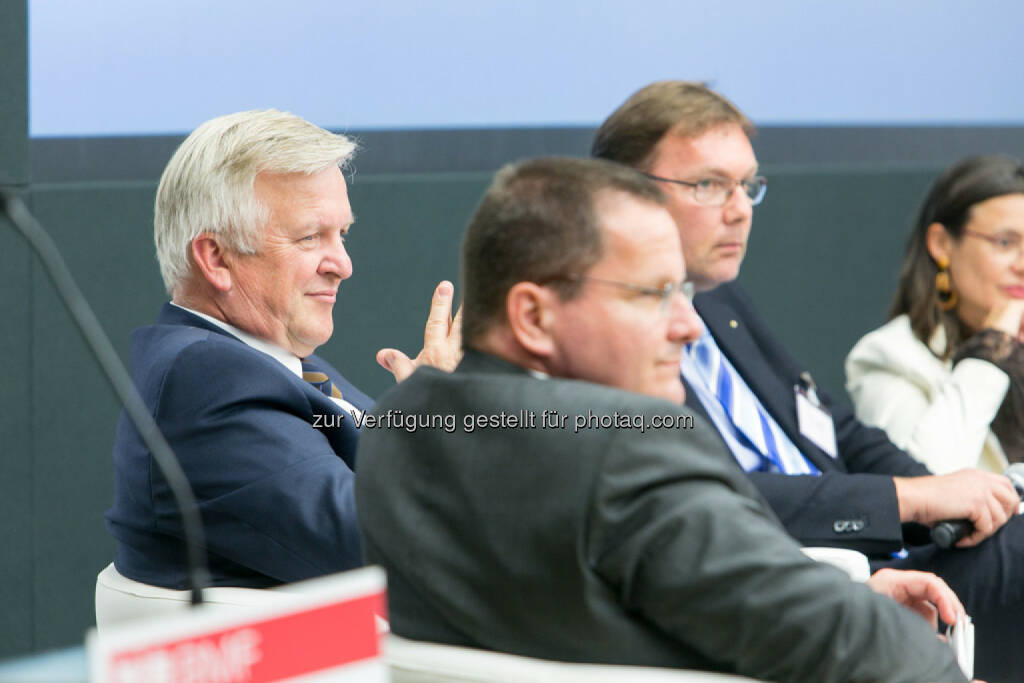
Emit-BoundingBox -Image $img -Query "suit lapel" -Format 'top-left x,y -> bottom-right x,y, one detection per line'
694,291 -> 836,472
300,355 -> 371,469
161,303 -> 369,468
304,353 -> 374,411
305,389 -> 361,468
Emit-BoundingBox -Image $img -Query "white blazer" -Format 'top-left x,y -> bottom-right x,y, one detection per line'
845,314 -> 1009,474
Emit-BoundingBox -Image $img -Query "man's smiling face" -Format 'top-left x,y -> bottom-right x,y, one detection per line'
226,165 -> 355,356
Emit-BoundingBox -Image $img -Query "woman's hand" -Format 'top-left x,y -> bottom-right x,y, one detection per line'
982,298 -> 1024,342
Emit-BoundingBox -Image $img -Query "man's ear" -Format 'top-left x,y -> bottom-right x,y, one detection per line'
190,234 -> 234,292
506,282 -> 559,358
925,222 -> 954,265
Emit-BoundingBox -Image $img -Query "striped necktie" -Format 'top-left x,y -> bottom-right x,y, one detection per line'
689,334 -> 782,473
302,360 -> 343,399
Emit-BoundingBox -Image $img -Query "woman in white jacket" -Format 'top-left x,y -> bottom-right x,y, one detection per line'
847,155 -> 1024,474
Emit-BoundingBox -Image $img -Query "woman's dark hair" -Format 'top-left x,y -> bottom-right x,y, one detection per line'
890,155 -> 1024,359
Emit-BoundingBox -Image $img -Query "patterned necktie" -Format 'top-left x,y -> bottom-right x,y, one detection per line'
689,334 -> 782,473
302,360 -> 343,399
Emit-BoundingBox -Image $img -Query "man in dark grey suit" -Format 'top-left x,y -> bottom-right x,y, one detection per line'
356,157 -> 968,682
592,81 -> 1022,680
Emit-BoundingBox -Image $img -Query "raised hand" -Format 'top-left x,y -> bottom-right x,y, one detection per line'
982,298 -> 1024,342
377,280 -> 463,383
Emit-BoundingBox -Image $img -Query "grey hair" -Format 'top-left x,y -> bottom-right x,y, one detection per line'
154,109 -> 356,294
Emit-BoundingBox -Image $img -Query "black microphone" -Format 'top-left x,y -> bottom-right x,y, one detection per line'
1,191 -> 210,605
930,463 -> 1024,549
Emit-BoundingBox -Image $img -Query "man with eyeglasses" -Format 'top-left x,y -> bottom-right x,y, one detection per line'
594,80 -> 1024,679
356,156 -> 969,683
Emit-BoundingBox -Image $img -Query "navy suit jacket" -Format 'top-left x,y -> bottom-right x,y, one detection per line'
107,303 -> 373,588
688,283 -> 931,555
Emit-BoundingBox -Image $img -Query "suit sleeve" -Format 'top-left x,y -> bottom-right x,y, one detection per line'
151,342 -> 362,583
746,471 -> 905,553
751,373 -> 928,553
719,284 -> 930,551
587,422 -> 967,683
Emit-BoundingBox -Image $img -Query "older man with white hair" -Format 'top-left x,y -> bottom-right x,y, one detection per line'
107,110 -> 458,589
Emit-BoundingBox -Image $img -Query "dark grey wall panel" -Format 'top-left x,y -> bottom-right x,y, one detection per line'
753,127 -> 1024,168
739,164 -> 940,400
32,126 -> 1024,183
0,0 -> 28,186
0,196 -> 34,658
28,183 -> 163,652
0,1 -> 31,657
31,129 -> 594,182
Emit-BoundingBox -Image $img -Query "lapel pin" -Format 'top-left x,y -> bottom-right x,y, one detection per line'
729,320 -> 738,328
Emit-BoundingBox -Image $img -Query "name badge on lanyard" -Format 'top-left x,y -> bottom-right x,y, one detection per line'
794,371 -> 837,458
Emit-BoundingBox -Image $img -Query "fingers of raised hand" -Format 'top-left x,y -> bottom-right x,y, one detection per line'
423,281 -> 456,345
377,348 -> 415,383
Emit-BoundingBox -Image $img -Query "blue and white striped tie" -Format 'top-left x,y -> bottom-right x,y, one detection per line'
691,335 -> 783,473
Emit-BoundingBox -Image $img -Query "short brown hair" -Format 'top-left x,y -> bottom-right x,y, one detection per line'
461,157 -> 665,346
592,81 -> 754,169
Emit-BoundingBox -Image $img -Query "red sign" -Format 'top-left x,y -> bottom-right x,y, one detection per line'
89,566 -> 387,683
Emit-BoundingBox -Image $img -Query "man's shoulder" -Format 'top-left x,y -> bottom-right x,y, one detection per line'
130,315 -> 293,397
391,356 -> 691,418
693,281 -> 758,321
133,318 -> 262,368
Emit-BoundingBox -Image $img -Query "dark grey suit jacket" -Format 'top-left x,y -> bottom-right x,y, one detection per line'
356,350 -> 965,683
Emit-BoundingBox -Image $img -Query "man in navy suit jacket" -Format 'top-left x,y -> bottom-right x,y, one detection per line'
594,81 -> 1024,680
107,110 -> 459,589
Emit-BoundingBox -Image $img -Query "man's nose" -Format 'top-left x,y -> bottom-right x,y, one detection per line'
666,292 -> 702,345
722,183 -> 754,223
320,234 -> 353,280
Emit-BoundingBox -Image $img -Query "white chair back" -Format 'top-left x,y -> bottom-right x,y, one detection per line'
800,547 -> 872,582
96,550 -> 870,682
386,635 -> 764,683
94,563 -> 295,629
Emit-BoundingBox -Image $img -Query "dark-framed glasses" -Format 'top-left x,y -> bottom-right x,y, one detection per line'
962,229 -> 1024,261
642,173 -> 767,207
566,275 -> 695,314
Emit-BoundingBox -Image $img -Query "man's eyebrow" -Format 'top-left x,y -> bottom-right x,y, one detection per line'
692,165 -> 760,178
315,213 -> 356,231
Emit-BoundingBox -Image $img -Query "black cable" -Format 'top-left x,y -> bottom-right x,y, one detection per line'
1,191 -> 209,605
